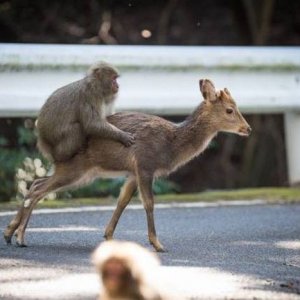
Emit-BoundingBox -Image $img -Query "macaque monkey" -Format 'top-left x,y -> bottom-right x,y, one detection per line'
92,241 -> 164,300
37,62 -> 135,162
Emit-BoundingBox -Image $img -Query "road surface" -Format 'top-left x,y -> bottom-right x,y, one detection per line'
0,202 -> 300,299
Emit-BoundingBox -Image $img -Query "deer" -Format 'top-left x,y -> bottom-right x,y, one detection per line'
4,79 -> 251,252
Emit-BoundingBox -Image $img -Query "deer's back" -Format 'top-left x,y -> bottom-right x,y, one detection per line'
86,112 -> 176,173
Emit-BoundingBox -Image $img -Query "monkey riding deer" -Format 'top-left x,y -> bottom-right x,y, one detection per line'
37,61 -> 134,162
4,79 -> 251,252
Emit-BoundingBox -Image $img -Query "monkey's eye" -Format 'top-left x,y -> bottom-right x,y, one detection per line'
226,108 -> 233,114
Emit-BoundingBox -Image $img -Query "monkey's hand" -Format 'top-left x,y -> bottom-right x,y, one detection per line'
120,132 -> 135,147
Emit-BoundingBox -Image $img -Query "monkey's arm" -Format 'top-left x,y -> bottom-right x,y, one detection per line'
80,104 -> 134,147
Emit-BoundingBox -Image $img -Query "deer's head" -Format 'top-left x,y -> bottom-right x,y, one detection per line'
199,79 -> 251,137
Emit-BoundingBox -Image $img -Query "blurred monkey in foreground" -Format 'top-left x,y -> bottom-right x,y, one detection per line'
92,241 -> 165,300
37,62 -> 135,162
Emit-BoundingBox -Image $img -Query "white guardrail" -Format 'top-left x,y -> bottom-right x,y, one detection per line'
0,44 -> 300,184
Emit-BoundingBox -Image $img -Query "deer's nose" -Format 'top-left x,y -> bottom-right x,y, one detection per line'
247,126 -> 252,135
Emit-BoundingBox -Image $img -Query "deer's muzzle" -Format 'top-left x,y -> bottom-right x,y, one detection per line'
239,125 -> 252,137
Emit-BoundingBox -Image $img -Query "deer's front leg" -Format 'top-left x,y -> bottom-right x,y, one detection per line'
138,173 -> 165,252
104,176 -> 137,240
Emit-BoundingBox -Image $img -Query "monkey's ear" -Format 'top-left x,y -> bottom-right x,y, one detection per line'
87,64 -> 101,78
199,79 -> 217,102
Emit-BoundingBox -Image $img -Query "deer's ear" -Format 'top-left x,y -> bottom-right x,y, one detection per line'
199,79 -> 217,102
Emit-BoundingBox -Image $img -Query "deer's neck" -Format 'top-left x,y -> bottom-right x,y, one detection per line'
171,103 -> 217,170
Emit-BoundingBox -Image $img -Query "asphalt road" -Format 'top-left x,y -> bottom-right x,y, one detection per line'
0,202 -> 300,299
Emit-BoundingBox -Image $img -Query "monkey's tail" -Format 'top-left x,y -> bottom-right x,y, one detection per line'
37,138 -> 54,163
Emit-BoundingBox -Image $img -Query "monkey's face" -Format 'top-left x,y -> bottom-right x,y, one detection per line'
111,75 -> 119,94
102,258 -> 133,295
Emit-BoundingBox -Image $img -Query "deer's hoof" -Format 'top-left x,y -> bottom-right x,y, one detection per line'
4,234 -> 12,245
150,240 -> 166,252
16,241 -> 27,248
103,233 -> 113,241
156,246 -> 167,253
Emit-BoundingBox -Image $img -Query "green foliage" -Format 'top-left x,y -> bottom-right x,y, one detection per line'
0,148 -> 28,201
153,178 -> 179,195
0,136 -> 8,146
17,126 -> 37,146
63,178 -> 125,199
64,177 -> 179,199
0,120 -> 40,202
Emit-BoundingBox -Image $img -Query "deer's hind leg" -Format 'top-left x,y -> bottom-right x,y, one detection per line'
28,177 -> 49,193
3,177 -> 49,245
104,176 -> 137,240
4,207 -> 25,245
5,161 -> 88,247
14,170 -> 86,247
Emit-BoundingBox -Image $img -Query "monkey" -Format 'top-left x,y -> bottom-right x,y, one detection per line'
36,62 -> 135,162
92,241 -> 165,300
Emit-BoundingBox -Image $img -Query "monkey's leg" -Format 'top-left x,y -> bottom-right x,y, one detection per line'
94,122 -> 135,147
3,178 -> 48,245
104,176 -> 137,240
14,166 -> 84,247
137,171 -> 165,252
53,124 -> 85,162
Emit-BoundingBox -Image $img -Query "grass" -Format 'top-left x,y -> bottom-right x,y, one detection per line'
158,187 -> 300,203
0,197 -> 116,211
0,187 -> 300,211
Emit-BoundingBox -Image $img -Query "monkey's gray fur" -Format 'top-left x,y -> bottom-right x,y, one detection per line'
37,62 -> 135,162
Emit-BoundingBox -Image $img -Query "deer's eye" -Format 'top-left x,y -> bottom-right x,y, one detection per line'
226,108 -> 233,114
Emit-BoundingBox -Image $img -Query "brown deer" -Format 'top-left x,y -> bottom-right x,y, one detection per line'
4,79 -> 251,252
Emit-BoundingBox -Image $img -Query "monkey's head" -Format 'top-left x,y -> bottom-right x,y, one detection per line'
92,241 -> 161,299
101,257 -> 136,297
88,62 -> 120,97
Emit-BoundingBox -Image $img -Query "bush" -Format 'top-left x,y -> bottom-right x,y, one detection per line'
0,119 -> 43,201
15,157 -> 56,201
67,177 -> 179,199
0,148 -> 30,201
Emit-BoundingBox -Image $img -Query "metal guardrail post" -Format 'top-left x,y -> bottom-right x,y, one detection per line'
284,112 -> 300,185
